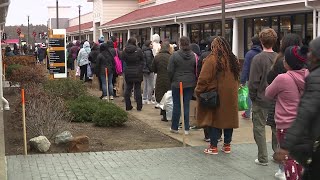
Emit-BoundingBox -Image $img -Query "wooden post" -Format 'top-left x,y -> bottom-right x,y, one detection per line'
21,89 -> 27,155
179,82 -> 186,147
105,68 -> 110,102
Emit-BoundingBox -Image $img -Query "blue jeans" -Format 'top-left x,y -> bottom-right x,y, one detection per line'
209,128 -> 233,147
245,97 -> 252,117
171,87 -> 194,131
100,73 -> 114,97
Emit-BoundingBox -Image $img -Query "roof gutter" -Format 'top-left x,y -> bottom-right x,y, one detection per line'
101,0 -> 302,30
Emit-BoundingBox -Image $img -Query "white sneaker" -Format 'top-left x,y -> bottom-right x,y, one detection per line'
110,96 -> 114,100
102,96 -> 109,100
254,159 -> 268,166
275,169 -> 286,180
142,100 -> 148,105
184,131 -> 189,135
170,128 -> 179,134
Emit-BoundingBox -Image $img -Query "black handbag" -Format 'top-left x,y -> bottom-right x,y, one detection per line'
199,90 -> 220,108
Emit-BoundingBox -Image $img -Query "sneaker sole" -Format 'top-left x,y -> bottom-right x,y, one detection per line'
204,150 -> 218,155
221,150 -> 231,154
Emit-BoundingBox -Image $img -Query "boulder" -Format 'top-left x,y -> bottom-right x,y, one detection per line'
68,135 -> 89,153
55,131 -> 73,144
29,136 -> 51,153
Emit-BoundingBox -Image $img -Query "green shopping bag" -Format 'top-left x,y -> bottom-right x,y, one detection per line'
238,86 -> 249,111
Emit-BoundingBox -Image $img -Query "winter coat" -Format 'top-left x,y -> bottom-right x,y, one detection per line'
281,64 -> 320,173
195,53 -> 239,129
70,45 -> 80,60
266,56 -> 287,127
240,45 -> 262,84
38,48 -> 47,61
88,47 -> 100,75
142,46 -> 154,73
265,69 -> 309,129
167,50 -> 197,88
77,42 -> 91,67
95,42 -> 115,76
151,49 -> 171,102
122,44 -> 144,82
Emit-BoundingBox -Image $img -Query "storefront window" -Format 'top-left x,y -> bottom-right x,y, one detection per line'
280,16 -> 291,38
213,22 -> 221,36
306,13 -> 313,44
191,24 -> 200,44
254,18 -> 270,36
204,23 -> 212,41
171,26 -> 179,43
246,19 -> 253,51
225,21 -> 232,47
293,14 -> 305,40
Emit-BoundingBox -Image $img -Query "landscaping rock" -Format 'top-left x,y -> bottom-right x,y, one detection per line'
29,136 -> 51,153
55,131 -> 73,144
68,135 -> 89,153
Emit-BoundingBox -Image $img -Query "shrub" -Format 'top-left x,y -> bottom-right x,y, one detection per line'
43,78 -> 87,101
14,83 -> 71,139
6,64 -> 23,78
93,103 -> 128,127
67,95 -> 100,122
8,65 -> 47,86
4,55 -> 36,66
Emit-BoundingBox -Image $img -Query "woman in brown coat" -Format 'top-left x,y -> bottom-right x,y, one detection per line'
195,37 -> 240,155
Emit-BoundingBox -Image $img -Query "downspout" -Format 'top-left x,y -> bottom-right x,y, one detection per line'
0,30 -> 9,111
305,0 -> 317,38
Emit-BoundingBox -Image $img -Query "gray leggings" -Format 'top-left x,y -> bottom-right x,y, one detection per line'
143,73 -> 154,101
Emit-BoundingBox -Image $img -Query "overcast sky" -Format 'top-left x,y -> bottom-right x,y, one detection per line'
6,0 -> 93,26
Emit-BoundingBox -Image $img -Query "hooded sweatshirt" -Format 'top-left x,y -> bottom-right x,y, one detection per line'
167,49 -> 197,88
265,69 -> 309,129
77,41 -> 91,66
152,34 -> 161,57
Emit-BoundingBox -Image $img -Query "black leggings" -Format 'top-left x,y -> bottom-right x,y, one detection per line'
80,64 -> 89,82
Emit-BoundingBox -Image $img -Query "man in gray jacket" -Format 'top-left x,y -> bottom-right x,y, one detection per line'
249,28 -> 278,166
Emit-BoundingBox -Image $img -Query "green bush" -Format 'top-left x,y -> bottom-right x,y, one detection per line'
6,64 -> 23,78
44,78 -> 87,101
67,95 -> 100,122
93,103 -> 128,127
67,95 -> 128,126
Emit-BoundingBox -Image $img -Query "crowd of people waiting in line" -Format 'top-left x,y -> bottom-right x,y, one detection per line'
66,29 -> 319,180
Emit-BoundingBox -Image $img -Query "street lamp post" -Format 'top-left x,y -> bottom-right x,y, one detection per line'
27,15 -> 30,46
78,5 -> 81,41
56,0 -> 59,29
221,0 -> 225,38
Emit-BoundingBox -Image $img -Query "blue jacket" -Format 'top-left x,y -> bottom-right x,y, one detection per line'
240,45 -> 262,84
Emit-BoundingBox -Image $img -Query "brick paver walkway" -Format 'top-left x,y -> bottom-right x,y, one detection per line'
7,144 -> 277,180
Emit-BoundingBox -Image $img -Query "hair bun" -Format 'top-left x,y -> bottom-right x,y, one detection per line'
300,45 -> 309,55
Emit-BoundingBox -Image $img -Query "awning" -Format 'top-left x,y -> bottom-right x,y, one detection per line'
66,21 -> 93,34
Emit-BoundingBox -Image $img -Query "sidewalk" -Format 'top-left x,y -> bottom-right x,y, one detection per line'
88,88 -> 273,147
7,144 -> 277,180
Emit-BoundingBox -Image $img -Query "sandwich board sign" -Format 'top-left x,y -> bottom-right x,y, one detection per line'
48,29 -> 67,78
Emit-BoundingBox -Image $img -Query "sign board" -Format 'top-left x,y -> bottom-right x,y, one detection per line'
48,29 -> 67,78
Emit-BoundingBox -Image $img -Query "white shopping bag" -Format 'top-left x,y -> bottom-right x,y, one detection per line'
75,66 -> 80,77
160,91 -> 173,121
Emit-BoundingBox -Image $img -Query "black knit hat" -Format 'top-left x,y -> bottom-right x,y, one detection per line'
284,46 -> 308,70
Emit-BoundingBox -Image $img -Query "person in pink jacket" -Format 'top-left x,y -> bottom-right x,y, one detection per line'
265,45 -> 309,180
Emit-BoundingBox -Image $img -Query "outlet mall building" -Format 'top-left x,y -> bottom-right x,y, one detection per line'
66,0 -> 320,59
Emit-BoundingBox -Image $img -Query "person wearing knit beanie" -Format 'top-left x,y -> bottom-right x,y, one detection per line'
284,46 -> 308,70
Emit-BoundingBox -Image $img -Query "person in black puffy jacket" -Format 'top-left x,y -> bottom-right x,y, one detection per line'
275,37 -> 320,180
95,41 -> 115,100
122,38 -> 144,111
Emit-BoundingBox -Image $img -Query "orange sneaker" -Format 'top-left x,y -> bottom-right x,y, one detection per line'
204,145 -> 218,155
221,144 -> 231,154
